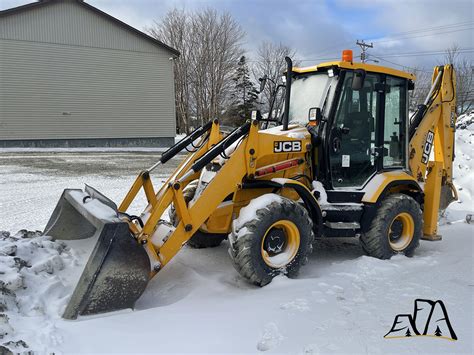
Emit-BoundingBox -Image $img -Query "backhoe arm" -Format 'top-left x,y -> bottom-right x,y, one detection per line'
408,65 -> 457,238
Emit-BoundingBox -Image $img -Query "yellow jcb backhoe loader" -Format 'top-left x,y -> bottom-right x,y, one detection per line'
43,50 -> 457,319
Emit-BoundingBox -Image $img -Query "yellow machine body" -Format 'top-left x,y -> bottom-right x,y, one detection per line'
43,55 -> 457,318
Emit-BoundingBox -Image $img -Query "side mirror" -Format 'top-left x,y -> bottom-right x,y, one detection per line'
308,107 -> 322,125
352,69 -> 366,91
259,75 -> 267,93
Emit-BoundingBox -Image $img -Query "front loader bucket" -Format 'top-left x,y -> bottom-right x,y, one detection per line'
43,185 -> 150,319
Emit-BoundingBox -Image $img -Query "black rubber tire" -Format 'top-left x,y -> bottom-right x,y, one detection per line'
360,193 -> 422,259
187,231 -> 226,248
228,195 -> 314,286
169,180 -> 226,248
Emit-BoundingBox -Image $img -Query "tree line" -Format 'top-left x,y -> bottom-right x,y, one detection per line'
408,44 -> 472,115
148,8 -> 473,133
147,8 -> 295,133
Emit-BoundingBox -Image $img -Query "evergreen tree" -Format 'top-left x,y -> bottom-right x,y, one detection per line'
225,56 -> 259,126
405,329 -> 411,337
434,326 -> 442,337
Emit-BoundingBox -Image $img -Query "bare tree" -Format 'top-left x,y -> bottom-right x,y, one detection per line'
408,67 -> 431,113
148,9 -> 192,134
253,41 -> 298,117
443,44 -> 473,115
148,8 -> 244,133
189,9 -> 244,126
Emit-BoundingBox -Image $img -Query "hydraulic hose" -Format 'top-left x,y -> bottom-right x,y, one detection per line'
148,120 -> 215,172
161,119 -> 214,164
409,68 -> 443,140
179,121 -> 251,182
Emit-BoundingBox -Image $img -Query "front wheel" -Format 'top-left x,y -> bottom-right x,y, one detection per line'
360,193 -> 422,259
228,195 -> 314,286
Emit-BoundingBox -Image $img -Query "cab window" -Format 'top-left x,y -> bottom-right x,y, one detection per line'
383,76 -> 407,168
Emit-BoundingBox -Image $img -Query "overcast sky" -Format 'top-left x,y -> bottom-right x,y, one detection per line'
1,0 -> 473,71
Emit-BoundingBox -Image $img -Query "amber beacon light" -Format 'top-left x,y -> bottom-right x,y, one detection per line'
342,49 -> 353,62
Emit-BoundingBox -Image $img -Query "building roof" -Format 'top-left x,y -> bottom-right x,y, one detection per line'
0,0 -> 180,56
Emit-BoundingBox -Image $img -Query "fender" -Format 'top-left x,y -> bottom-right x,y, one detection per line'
360,173 -> 423,234
361,171 -> 423,203
241,179 -> 323,236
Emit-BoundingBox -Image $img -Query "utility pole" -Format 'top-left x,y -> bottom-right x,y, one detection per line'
356,40 -> 373,63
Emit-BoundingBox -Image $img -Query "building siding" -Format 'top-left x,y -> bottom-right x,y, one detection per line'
0,0 -> 176,144
0,0 -> 168,54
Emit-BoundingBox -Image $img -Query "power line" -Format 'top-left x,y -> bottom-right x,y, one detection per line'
370,55 -> 431,73
367,21 -> 474,40
372,48 -> 474,59
371,26 -> 474,44
285,22 -> 473,67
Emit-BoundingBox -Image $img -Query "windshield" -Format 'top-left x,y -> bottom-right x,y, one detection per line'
288,72 -> 336,125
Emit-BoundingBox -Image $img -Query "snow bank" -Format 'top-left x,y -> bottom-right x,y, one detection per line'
0,230 -> 78,353
456,112 -> 474,130
440,111 -> 474,224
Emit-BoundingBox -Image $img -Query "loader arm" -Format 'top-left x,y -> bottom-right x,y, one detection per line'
44,119 -> 225,319
121,119 -> 317,272
408,65 -> 457,238
129,121 -> 257,270
118,119 -> 226,269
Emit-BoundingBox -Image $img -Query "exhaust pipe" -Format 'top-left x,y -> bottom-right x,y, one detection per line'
283,56 -> 293,131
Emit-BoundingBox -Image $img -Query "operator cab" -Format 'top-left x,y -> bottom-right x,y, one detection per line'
289,50 -> 415,192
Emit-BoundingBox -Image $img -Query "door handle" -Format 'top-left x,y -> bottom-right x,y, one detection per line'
332,137 -> 341,153
371,146 -> 384,157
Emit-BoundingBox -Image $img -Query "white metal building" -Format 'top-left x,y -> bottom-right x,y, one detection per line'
0,0 -> 178,147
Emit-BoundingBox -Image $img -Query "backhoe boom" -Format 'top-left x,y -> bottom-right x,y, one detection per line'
408,65 -> 457,238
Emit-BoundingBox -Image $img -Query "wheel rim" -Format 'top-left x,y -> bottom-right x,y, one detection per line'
261,220 -> 300,268
388,212 -> 414,251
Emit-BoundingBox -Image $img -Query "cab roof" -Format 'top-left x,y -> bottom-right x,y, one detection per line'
292,61 -> 416,81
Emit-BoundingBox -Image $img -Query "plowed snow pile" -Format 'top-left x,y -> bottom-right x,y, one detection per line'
0,231 -> 79,353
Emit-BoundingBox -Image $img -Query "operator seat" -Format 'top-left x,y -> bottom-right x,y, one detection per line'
341,111 -> 372,169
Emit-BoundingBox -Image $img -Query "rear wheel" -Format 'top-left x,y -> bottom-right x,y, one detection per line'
228,195 -> 314,286
169,180 -> 226,248
360,193 -> 422,259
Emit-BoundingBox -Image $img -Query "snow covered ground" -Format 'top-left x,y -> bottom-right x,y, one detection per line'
0,118 -> 473,353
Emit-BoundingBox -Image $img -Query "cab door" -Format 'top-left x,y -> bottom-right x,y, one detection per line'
328,71 -> 382,188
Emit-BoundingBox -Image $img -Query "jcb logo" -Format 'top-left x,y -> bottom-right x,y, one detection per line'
421,131 -> 434,164
274,141 -> 302,153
